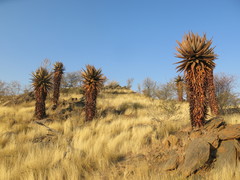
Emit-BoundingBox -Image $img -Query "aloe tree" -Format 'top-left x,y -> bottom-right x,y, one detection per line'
81,65 -> 106,122
207,69 -> 219,115
52,62 -> 64,109
31,67 -> 52,119
175,32 -> 217,128
175,75 -> 184,102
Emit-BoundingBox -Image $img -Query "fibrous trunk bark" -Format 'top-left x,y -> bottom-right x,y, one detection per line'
85,88 -> 98,122
207,70 -> 219,116
186,67 -> 208,128
35,88 -> 47,120
53,72 -> 62,108
177,82 -> 184,102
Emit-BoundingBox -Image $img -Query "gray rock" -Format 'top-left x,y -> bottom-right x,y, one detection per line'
189,130 -> 202,140
218,124 -> 240,140
203,133 -> 219,149
163,151 -> 179,171
181,138 -> 211,177
204,117 -> 225,132
214,140 -> 239,169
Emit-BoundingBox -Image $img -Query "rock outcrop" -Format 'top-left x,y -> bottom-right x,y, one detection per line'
160,117 -> 240,177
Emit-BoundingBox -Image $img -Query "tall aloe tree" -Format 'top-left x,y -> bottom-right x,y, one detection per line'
31,67 -> 52,119
81,65 -> 106,122
52,62 -> 64,109
207,69 -> 219,115
175,75 -> 184,102
175,32 -> 217,128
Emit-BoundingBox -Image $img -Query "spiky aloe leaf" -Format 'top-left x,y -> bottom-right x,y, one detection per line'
53,62 -> 65,73
32,67 -> 52,93
175,75 -> 184,83
175,32 -> 217,74
81,65 -> 106,92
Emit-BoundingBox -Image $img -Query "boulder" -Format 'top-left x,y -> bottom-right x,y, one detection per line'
157,118 -> 240,177
181,138 -> 211,177
204,117 -> 225,132
189,130 -> 202,140
218,124 -> 240,140
203,133 -> 219,149
214,140 -> 239,169
163,150 -> 179,171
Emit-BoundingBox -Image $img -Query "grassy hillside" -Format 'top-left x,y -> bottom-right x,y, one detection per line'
0,88 -> 239,180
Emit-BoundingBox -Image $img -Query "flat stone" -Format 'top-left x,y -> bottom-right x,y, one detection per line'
189,130 -> 202,140
163,150 -> 179,171
203,133 -> 219,149
214,140 -> 238,169
218,124 -> 240,140
204,117 -> 225,132
181,138 -> 211,177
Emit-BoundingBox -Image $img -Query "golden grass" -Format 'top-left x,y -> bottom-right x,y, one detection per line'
0,88 -> 239,179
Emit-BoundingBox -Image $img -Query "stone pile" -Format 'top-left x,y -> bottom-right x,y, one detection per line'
161,117 -> 240,177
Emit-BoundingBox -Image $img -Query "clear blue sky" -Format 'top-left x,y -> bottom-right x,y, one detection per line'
0,0 -> 240,90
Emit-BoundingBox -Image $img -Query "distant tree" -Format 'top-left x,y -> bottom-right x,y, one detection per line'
142,78 -> 156,98
214,73 -> 239,114
52,62 -> 65,109
31,67 -> 52,119
175,76 -> 184,102
81,65 -> 106,122
41,59 -> 52,71
23,84 -> 33,94
105,80 -> 120,89
175,32 -> 217,128
154,81 -> 176,100
0,80 -> 22,96
0,80 -> 7,96
137,83 -> 141,93
7,81 -> 22,96
126,78 -> 134,89
62,71 -> 82,88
